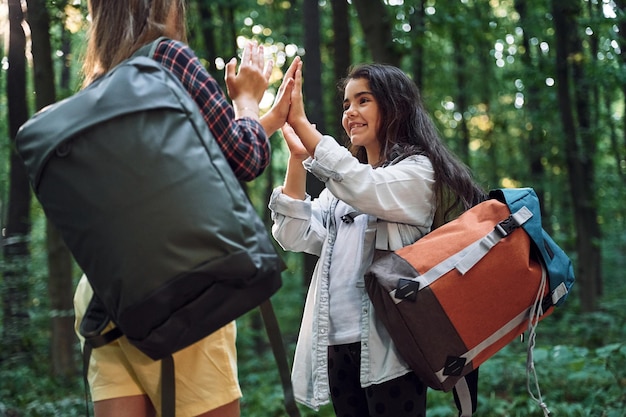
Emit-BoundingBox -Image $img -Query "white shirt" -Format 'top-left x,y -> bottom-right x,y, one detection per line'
269,135 -> 436,410
328,199 -> 368,344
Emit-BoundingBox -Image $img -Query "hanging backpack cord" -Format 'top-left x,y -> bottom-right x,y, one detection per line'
526,266 -> 551,417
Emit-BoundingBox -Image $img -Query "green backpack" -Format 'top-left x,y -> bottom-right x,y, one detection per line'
16,39 -> 297,417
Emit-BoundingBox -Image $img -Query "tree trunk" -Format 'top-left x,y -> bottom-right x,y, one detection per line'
302,0 -> 325,284
46,222 -> 77,377
196,0 -> 217,71
552,0 -> 602,312
222,4 -> 237,61
60,27 -> 72,93
26,0 -> 78,378
330,0 -> 351,139
331,0 -> 351,82
472,1 -> 496,188
515,0 -> 547,209
451,27 -> 470,163
408,0 -> 426,90
351,0 -> 400,66
613,0 -> 626,178
3,0 -> 32,362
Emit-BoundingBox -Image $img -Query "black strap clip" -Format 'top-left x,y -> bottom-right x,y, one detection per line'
341,211 -> 361,224
495,215 -> 520,237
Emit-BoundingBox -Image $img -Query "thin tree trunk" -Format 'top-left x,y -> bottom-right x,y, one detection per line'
3,0 -> 32,362
451,28 -> 470,163
330,0 -> 351,139
472,2 -> 496,188
60,28 -> 72,92
351,0 -> 400,66
613,0 -> 626,178
409,0 -> 426,90
515,0 -> 547,210
552,0 -> 602,312
26,0 -> 77,378
302,0 -> 325,284
196,0 -> 217,71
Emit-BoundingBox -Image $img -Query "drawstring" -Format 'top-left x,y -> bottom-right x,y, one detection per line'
526,267 -> 551,417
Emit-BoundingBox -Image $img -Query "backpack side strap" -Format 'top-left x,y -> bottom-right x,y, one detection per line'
452,369 -> 479,417
80,294 -> 124,417
259,300 -> 301,417
161,356 -> 175,417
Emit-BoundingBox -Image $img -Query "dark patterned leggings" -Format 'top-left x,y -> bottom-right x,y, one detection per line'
327,343 -> 427,417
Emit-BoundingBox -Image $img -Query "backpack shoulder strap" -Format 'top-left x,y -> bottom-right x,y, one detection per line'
80,295 -> 124,417
79,295 -> 122,347
133,36 -> 170,59
453,369 -> 479,417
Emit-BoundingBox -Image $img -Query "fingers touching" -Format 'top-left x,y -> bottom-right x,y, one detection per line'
224,41 -> 270,106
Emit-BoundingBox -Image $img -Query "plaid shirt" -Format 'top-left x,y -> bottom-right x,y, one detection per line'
154,39 -> 270,181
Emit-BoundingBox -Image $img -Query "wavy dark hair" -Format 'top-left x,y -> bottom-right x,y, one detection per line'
339,63 -> 486,223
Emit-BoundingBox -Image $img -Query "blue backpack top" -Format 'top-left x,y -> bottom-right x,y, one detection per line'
490,188 -> 575,307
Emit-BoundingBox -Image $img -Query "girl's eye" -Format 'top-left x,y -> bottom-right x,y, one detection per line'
343,95 -> 373,111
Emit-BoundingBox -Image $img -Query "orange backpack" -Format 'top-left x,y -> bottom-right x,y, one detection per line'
365,188 -> 575,416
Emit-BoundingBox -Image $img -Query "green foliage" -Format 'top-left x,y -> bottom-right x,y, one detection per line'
0,368 -> 85,417
1,0 -> 625,415
4,232 -> 623,416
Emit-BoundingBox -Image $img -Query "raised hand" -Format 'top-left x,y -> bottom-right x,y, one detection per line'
260,56 -> 301,136
225,41 -> 273,115
286,58 -> 307,127
281,123 -> 310,161
284,59 -> 322,156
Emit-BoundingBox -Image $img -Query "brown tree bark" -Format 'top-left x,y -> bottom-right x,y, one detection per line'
3,0 -> 32,362
451,27 -> 470,164
613,0 -> 626,178
351,0 -> 400,67
26,0 -> 78,378
302,0 -> 325,283
331,0 -> 351,82
195,0 -> 218,70
330,0 -> 351,139
552,0 -> 602,312
408,0 -> 426,90
472,2 -> 497,188
60,27 -> 72,93
515,0 -> 547,209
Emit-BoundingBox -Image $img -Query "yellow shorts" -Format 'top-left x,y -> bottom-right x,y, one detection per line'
74,276 -> 242,417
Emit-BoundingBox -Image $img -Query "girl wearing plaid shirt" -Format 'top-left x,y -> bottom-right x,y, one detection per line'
74,1 -> 296,416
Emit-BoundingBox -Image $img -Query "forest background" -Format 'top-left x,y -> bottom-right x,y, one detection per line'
1,0 -> 625,416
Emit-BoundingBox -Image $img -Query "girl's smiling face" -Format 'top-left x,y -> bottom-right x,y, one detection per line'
342,78 -> 381,164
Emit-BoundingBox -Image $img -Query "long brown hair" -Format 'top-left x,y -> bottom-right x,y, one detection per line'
339,64 -> 486,224
83,0 -> 188,86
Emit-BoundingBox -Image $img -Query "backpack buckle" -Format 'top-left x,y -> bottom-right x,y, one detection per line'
495,216 -> 519,237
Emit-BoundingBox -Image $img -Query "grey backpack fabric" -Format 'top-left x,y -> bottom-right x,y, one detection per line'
16,40 -> 285,361
16,39 -> 300,417
16,40 -> 284,360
